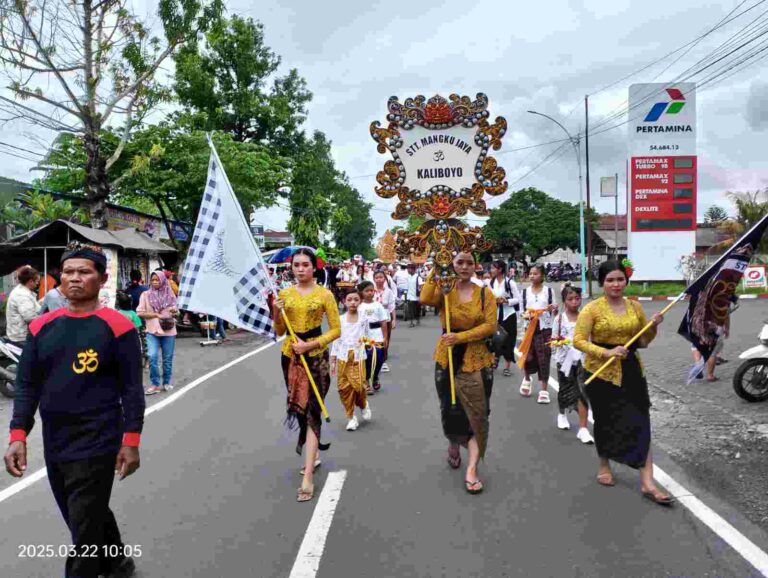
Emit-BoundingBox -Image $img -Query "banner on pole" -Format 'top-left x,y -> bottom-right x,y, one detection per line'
600,176 -> 617,197
177,141 -> 275,339
678,214 -> 768,380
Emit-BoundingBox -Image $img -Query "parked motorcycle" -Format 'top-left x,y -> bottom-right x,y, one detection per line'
0,337 -> 21,399
732,321 -> 768,402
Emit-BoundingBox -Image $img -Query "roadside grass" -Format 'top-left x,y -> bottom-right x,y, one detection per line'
592,282 -> 768,297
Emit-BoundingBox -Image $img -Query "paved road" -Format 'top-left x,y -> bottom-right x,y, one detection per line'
0,314 -> 765,577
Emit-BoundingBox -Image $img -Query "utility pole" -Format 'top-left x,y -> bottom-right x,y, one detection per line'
614,172 -> 619,259
584,95 -> 593,296
527,110 -> 587,296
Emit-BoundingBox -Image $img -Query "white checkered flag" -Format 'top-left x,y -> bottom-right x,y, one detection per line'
177,136 -> 276,339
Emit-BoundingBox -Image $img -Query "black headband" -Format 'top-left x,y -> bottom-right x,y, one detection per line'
60,244 -> 107,270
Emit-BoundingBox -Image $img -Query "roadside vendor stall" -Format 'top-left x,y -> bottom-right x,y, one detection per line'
0,220 -> 178,307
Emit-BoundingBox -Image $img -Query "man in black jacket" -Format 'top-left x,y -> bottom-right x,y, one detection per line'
5,242 -> 144,578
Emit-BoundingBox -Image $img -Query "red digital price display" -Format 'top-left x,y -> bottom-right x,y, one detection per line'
630,155 -> 697,232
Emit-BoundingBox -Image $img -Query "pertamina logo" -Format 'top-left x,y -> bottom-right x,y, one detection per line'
636,88 -> 693,134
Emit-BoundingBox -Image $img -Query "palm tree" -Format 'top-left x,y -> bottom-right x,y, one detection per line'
716,190 -> 768,254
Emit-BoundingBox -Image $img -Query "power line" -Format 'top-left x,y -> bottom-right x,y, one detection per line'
0,148 -> 41,164
0,140 -> 44,157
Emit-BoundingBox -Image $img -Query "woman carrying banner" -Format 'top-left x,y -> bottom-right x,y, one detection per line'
273,248 -> 341,503
573,260 -> 672,506
489,260 -> 521,376
420,251 -> 496,494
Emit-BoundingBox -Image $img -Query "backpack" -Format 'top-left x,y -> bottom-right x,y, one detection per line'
480,286 -> 508,355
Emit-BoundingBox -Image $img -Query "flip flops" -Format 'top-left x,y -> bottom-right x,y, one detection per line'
297,484 -> 314,502
596,472 -> 616,486
464,479 -> 484,495
642,490 -> 674,506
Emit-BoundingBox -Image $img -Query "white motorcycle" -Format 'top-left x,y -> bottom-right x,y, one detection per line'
732,321 -> 768,403
0,337 -> 21,399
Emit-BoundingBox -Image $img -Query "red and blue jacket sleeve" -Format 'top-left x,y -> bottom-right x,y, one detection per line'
116,329 -> 145,447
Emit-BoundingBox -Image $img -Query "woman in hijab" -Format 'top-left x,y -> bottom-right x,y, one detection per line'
137,271 -> 178,395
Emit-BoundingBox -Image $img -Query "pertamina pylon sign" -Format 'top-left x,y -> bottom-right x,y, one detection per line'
628,82 -> 697,281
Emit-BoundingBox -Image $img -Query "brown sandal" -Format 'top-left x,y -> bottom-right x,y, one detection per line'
642,490 -> 674,506
297,484 -> 314,502
596,472 -> 616,486
447,446 -> 461,469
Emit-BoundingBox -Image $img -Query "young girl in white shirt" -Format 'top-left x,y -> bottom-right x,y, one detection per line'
331,289 -> 372,431
357,280 -> 389,393
374,270 -> 396,373
520,264 -> 558,403
552,284 -> 593,444
489,260 -> 521,377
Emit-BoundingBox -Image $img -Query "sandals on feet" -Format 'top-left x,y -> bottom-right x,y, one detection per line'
297,484 -> 314,502
596,472 -> 616,486
464,479 -> 484,495
520,380 -> 532,397
642,489 -> 674,506
502,368 -> 512,377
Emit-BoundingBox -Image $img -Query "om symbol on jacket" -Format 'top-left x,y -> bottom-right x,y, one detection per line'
72,349 -> 99,374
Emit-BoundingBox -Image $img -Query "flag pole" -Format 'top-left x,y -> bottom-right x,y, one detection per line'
444,294 -> 457,406
205,134 -> 331,422
584,293 -> 685,384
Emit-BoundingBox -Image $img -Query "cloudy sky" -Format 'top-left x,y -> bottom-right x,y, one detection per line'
3,0 -> 768,239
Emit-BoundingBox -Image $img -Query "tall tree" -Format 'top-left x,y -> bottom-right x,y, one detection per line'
718,190 -> 768,253
39,126 -> 288,237
330,180 -> 376,258
704,205 -> 728,224
483,187 -> 597,263
0,0 -> 221,228
173,15 -> 311,154
286,131 -> 337,247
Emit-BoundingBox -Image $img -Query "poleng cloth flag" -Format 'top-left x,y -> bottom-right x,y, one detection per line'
177,141 -> 275,339
678,213 -> 768,379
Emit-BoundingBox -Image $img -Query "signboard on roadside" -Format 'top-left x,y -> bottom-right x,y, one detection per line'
743,264 -> 767,289
628,82 -> 697,280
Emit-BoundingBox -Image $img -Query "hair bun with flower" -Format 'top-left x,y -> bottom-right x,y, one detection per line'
621,258 -> 634,279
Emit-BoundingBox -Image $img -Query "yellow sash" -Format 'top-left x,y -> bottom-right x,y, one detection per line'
516,309 -> 546,369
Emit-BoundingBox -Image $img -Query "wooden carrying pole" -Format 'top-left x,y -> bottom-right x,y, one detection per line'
444,294 -> 457,406
279,308 -> 331,422
583,294 -> 685,385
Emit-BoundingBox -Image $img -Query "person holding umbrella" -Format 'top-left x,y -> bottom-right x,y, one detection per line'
273,248 -> 340,503
420,251 -> 496,494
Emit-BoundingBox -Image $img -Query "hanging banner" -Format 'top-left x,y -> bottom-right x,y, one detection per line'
600,176 -> 617,197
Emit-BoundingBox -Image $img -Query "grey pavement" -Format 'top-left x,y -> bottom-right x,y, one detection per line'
0,313 -> 765,577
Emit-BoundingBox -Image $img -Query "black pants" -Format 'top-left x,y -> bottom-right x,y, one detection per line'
47,454 -> 126,578
406,301 -> 421,323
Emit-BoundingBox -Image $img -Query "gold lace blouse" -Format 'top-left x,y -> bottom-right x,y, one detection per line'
274,285 -> 341,357
573,297 -> 657,386
420,279 -> 496,373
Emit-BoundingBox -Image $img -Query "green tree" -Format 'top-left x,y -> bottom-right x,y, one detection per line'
39,125 -> 289,239
0,0 -> 222,228
1,189 -> 89,236
286,132 -> 337,247
718,190 -> 768,253
483,187 -> 597,263
704,205 -> 728,224
173,15 -> 311,154
329,180 -> 376,258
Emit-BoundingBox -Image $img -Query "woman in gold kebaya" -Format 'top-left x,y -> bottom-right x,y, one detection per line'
420,252 -> 496,494
273,249 -> 340,503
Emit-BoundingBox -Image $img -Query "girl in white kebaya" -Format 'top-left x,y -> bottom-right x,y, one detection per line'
552,284 -> 593,444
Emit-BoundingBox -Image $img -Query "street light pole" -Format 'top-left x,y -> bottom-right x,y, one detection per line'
527,110 -> 587,296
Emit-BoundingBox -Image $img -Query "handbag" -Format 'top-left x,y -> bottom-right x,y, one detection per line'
481,287 -> 508,355
159,316 -> 176,331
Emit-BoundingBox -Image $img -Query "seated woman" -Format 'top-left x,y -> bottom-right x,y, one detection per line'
420,251 -> 496,495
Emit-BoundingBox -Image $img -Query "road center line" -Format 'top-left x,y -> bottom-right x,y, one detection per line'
0,337 -> 283,506
288,470 -> 348,578
514,346 -> 768,576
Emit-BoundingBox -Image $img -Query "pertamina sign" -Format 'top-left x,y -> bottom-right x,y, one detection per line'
628,82 -> 697,280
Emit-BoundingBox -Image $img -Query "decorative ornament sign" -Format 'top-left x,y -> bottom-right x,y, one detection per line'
370,93 -> 508,290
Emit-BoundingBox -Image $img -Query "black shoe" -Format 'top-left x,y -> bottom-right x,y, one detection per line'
105,556 -> 136,578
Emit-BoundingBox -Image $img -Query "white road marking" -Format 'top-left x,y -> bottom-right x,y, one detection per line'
0,337 -> 283,505
289,470 -> 348,578
515,347 -> 768,576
